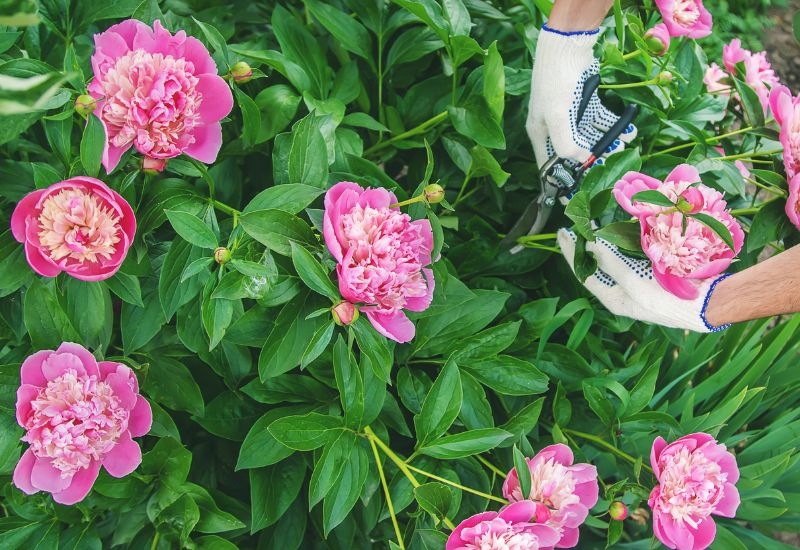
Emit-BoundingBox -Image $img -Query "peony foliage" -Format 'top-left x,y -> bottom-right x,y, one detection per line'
0,0 -> 799,549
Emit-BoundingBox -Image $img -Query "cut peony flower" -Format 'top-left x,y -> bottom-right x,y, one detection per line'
88,19 -> 233,172
655,0 -> 712,39
502,444 -> 599,548
323,181 -> 435,343
11,176 -> 136,281
13,343 -> 151,505
722,39 -> 780,114
613,165 -> 744,300
446,500 -> 561,550
770,85 -> 800,180
649,433 -> 740,550
786,174 -> 800,231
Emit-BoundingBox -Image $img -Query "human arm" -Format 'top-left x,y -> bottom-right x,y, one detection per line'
548,0 -> 614,32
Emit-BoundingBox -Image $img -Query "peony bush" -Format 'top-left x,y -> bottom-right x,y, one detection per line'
0,0 -> 798,549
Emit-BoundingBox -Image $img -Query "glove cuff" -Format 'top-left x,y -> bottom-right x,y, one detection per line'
699,273 -> 733,332
541,22 -> 600,38
536,23 -> 600,74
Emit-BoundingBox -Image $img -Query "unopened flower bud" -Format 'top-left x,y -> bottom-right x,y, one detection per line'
609,501 -> 628,521
656,71 -> 673,86
143,156 -> 166,173
214,247 -> 231,265
331,301 -> 358,326
424,183 -> 445,204
230,61 -> 253,84
74,94 -> 96,117
644,23 -> 670,57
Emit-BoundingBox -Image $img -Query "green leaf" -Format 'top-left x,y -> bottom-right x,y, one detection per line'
255,85 -> 302,143
414,482 -> 452,525
499,398 -> 545,445
236,406 -> 311,470
627,361 -> 659,415
243,183 -> 324,214
385,28 -> 444,70
79,114 -> 105,177
513,444 -> 532,500
630,189 -> 676,208
321,441 -> 368,535
452,321 -> 520,362
201,278 -> 234,350
482,41 -> 504,123
309,430 -> 356,507
688,212 -> 736,251
414,358 -> 463,447
305,0 -> 372,61
564,191 -> 593,241
290,242 -> 339,300
0,230 -> 32,297
259,294 -> 327,379
235,87 -> 260,149
267,412 -> 343,451
333,335 -> 365,428
301,320 -> 336,369
250,460 -> 306,533
342,112 -> 389,132
192,17 -> 230,67
239,209 -> 316,256
468,145 -> 510,187
287,114 -> 329,188
24,279 -> 80,348
463,356 -> 549,396
733,76 -> 766,128
62,277 -> 112,350
143,357 -> 204,416
159,237 -> 207,321
351,316 -> 394,383
105,272 -> 144,307
165,210 -> 218,249
448,98 -> 506,150
420,428 -> 510,459
595,222 -> 641,252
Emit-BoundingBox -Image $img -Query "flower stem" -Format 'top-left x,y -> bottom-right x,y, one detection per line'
600,77 -> 658,89
745,177 -> 786,197
150,532 -> 160,550
365,111 -> 449,156
517,232 -> 558,242
644,120 -> 774,159
404,462 -> 508,504
715,148 -> 783,162
453,172 -> 472,207
389,194 -> 426,209
476,454 -> 507,478
731,199 -> 779,216
369,434 -> 405,549
563,429 -> 653,474
211,199 -> 241,217
622,50 -> 643,61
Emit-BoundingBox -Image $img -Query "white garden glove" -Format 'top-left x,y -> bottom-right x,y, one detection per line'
558,229 -> 730,333
527,24 -> 637,175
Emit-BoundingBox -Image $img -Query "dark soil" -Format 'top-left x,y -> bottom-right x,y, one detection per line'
763,1 -> 800,91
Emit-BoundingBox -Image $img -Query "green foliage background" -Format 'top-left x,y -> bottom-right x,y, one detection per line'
0,0 -> 799,548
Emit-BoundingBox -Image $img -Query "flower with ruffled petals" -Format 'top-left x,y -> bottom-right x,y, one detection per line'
645,23 -> 671,56
323,182 -> 435,343
13,343 -> 152,505
502,444 -> 598,548
447,500 -> 561,550
649,433 -> 740,550
722,39 -> 780,114
613,165 -> 744,300
655,0 -> 712,39
11,177 -> 135,281
722,39 -> 748,73
704,64 -> 730,96
88,19 -> 233,172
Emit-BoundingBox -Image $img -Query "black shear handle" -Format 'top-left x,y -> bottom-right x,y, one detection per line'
579,104 -> 640,172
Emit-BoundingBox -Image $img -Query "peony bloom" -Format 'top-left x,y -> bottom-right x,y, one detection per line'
613,165 -> 744,300
13,343 -> 152,505
722,40 -> 780,114
786,174 -> 800,231
502,444 -> 599,548
649,433 -> 740,550
722,39 -> 748,73
770,85 -> 800,181
644,23 -> 671,56
11,177 -> 135,281
447,500 -> 561,550
88,19 -> 233,173
704,63 -> 730,96
655,0 -> 712,39
323,182 -> 435,343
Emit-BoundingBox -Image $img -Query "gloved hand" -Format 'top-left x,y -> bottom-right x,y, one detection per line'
527,24 -> 637,173
558,229 -> 730,333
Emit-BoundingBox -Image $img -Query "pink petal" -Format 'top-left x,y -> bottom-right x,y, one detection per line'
666,164 -> 701,186
651,436 -> 667,477
20,350 -> 52,386
358,187 -> 397,210
651,508 -> 677,549
404,268 -> 435,313
102,431 -> 142,478
529,523 -> 561,548
195,74 -> 233,122
105,369 -> 137,409
128,396 -> 153,437
555,525 -> 580,548
42,351 -> 87,381
498,500 -> 537,523
539,444 -> 574,466
15,384 -> 39,426
55,342 -> 99,377
556,503 -> 589,529
365,310 -> 415,343
446,511 -> 497,550
323,183 -> 362,261
10,189 -> 47,243
572,477 -> 599,508
653,268 -> 700,300
689,517 -> 717,550
24,239 -> 61,278
96,114 -> 130,174
685,258 -> 731,280
184,122 -> 223,164
13,448 -> 38,495
181,36 -> 218,75
31,457 -> 72,493
52,460 -> 100,505
714,483 -> 740,518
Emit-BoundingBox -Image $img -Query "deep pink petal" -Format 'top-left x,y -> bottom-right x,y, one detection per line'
128,396 -> 153,437
497,500 -> 536,523
689,517 -> 717,550
52,460 -> 100,505
714,483 -> 740,518
404,268 -> 434,313
653,268 -> 700,300
358,187 -> 397,210
15,384 -> 39,426
102,431 -> 142,478
446,512 -> 497,550
42,351 -> 87,381
666,164 -> 701,185
196,74 -> 233,122
572,477 -> 599,508
31,457 -> 72,493
184,122 -> 223,164
181,36 -> 218,75
10,189 -> 47,243
555,525 -> 580,548
365,310 -> 415,343
55,343 -> 99,377
20,350 -> 52,386
651,436 -> 667,476
538,444 -> 574,466
24,239 -> 61,278
13,449 -> 38,495
105,369 -> 137,410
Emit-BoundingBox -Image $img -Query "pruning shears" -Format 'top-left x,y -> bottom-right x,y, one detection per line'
503,75 -> 639,254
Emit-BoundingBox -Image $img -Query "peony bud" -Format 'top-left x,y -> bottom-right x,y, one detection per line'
424,183 -> 445,204
230,61 -> 253,84
609,501 -> 628,521
331,301 -> 358,326
656,71 -> 673,86
143,156 -> 166,173
644,23 -> 670,57
74,94 -> 96,117
214,247 -> 231,265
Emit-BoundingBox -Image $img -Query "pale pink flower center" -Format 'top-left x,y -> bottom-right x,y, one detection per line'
99,49 -> 202,159
462,519 -> 542,550
745,52 -> 778,94
22,365 -> 129,477
509,458 -> 580,514
340,204 -> 428,311
38,188 -> 121,264
655,448 -> 726,527
643,212 -> 731,277
673,0 -> 700,27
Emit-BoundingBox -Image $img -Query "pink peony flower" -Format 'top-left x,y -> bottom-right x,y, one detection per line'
770,85 -> 800,181
447,500 -> 561,550
722,40 -> 779,114
655,0 -> 712,39
722,39 -> 748,73
786,174 -> 800,231
704,63 -> 730,96
613,165 -> 744,300
11,177 -> 136,281
649,433 -> 740,550
644,23 -> 671,56
323,182 -> 435,343
13,343 -> 152,505
502,444 -> 599,548
88,19 -> 233,173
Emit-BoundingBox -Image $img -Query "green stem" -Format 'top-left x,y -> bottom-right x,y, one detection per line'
517,232 -> 557,242
365,111 -> 449,156
715,148 -> 782,162
476,454 -> 506,478
745,177 -> 786,197
600,77 -> 658,90
731,199 -> 779,216
211,199 -> 241,217
369,435 -> 405,549
389,194 -> 426,209
644,121 -> 774,159
453,172 -> 472,207
563,429 -> 653,474
519,243 -> 561,253
404,463 -> 508,504
621,50 -> 643,61
150,532 -> 160,550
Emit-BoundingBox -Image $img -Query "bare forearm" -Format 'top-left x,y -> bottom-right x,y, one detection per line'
548,0 -> 614,31
705,245 -> 800,326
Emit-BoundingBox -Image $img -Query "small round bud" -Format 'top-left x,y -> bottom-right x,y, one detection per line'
331,301 -> 358,326
74,94 -> 96,117
644,24 -> 670,57
424,183 -> 445,204
609,501 -> 628,521
143,156 -> 167,174
230,61 -> 253,84
214,247 -> 231,265
656,71 -> 673,86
